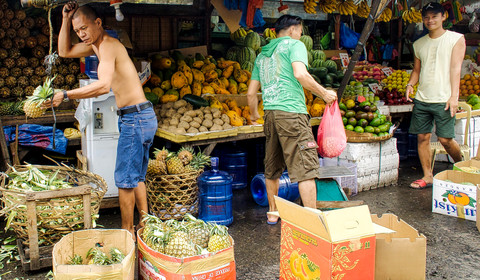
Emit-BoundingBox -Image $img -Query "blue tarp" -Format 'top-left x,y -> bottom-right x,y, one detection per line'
3,124 -> 68,155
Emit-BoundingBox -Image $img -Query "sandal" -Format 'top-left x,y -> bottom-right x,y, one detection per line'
410,179 -> 432,189
267,214 -> 279,225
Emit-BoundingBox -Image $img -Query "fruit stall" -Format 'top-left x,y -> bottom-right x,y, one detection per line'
1,0 -> 480,277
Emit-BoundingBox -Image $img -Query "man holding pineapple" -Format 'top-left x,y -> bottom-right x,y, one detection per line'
45,2 -> 157,240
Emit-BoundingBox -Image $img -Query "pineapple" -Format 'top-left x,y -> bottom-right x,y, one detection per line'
32,45 -> 45,59
36,17 -> 47,28
12,101 -> 25,116
5,28 -> 15,39
24,85 -> 34,96
65,74 -> 76,86
10,67 -> 21,77
0,48 -> 7,59
1,38 -> 12,49
142,214 -> 167,253
25,36 -> 37,48
29,57 -> 40,68
53,74 -> 65,88
0,87 -> 10,98
68,62 -> 80,74
0,77 -> 3,88
23,67 -> 34,77
3,57 -> 15,69
207,224 -> 231,252
57,64 -> 69,76
17,57 -> 28,68
0,67 -> 8,78
15,10 -> 26,21
63,58 -> 74,64
186,151 -> 211,172
178,147 -> 194,166
34,66 -> 46,76
5,76 -> 16,88
110,247 -> 125,264
11,87 -> 23,98
36,34 -> 48,48
146,159 -> 167,176
0,102 -> 11,115
185,214 -> 211,248
11,19 -> 21,30
17,76 -> 28,88
0,18 -> 10,30
77,72 -> 89,80
86,247 -> 110,265
41,24 -> 49,36
23,75 -> 56,118
0,29 -> 4,39
8,48 -> 20,59
166,153 -> 185,175
153,147 -> 169,162
18,27 -> 29,38
30,75 -> 42,87
13,37 -> 25,49
164,235 -> 196,258
68,254 -> 83,265
23,17 -> 35,29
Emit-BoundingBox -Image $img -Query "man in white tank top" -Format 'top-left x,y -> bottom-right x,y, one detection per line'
406,2 -> 466,189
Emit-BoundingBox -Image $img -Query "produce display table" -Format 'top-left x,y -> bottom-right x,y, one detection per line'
0,111 -> 77,168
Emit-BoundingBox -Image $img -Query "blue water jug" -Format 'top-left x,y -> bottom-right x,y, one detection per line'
250,171 -> 300,207
220,149 -> 248,190
84,55 -> 99,79
198,157 -> 233,226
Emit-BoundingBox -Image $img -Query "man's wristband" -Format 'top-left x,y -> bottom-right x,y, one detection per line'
406,84 -> 413,88
63,90 -> 69,102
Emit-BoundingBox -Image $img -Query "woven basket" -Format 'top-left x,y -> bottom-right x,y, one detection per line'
0,165 -> 107,246
146,171 -> 201,220
345,129 -> 393,143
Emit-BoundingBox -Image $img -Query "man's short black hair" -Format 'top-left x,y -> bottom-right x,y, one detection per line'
421,2 -> 445,17
73,5 -> 99,22
274,15 -> 303,34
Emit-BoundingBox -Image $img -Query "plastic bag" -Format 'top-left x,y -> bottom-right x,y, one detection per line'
317,101 -> 347,158
340,22 -> 360,49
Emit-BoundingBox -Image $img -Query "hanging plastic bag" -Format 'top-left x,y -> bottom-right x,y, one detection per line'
320,31 -> 331,50
340,22 -> 360,49
317,101 -> 347,158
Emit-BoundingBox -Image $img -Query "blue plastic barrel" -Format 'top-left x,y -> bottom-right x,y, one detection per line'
250,171 -> 300,207
84,55 -> 99,79
220,149 -> 248,190
198,157 -> 233,226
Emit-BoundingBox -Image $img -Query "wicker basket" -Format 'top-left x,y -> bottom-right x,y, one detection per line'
345,129 -> 393,143
0,165 -> 107,246
146,171 -> 201,220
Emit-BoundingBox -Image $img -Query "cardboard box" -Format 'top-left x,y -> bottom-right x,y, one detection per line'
52,229 -> 135,280
477,185 -> 480,231
433,170 -> 479,221
371,214 -> 426,280
137,229 -> 236,280
453,159 -> 480,173
135,60 -> 151,86
275,196 -> 376,280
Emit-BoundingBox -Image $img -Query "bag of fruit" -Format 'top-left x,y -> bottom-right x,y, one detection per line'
317,101 -> 347,158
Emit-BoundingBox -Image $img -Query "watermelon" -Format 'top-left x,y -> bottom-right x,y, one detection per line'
311,59 -> 324,68
308,51 -> 313,66
260,36 -> 267,47
239,47 -> 256,64
324,60 -> 338,73
225,46 -> 240,61
312,67 -> 328,79
245,32 -> 261,51
299,35 -> 313,51
235,36 -> 246,47
311,50 -> 326,62
241,61 -> 254,72
311,74 -> 322,84
336,71 -> 344,82
324,74 -> 334,85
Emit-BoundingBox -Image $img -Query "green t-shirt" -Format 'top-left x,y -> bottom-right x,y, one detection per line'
251,36 -> 309,114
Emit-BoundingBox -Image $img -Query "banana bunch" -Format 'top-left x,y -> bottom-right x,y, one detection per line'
375,7 -> 392,22
230,27 -> 248,41
64,128 -> 81,139
401,7 -> 422,24
317,0 -> 336,14
263,28 -> 277,39
356,1 -> 370,18
304,0 -> 317,14
337,0 -> 357,16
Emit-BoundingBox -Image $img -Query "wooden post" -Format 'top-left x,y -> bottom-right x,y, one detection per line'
337,0 -> 391,99
26,200 -> 39,270
334,14 -> 341,50
397,18 -> 403,69
0,118 -> 11,168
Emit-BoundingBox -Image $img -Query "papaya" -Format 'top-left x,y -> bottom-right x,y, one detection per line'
201,63 -> 216,74
159,57 -> 172,70
210,82 -> 230,95
192,69 -> 205,84
192,82 -> 202,96
149,73 -> 162,87
211,78 -> 226,89
209,97 -> 223,110
226,110 -> 243,126
219,77 -> 230,88
222,65 -> 234,79
178,64 -> 191,73
183,69 -> 193,85
171,71 -> 188,89
160,80 -> 172,91
179,85 -> 192,98
205,70 -> 219,83
238,82 -> 248,94
234,68 -> 249,83
192,60 -> 204,69
227,83 -> 238,94
152,87 -> 164,98
217,60 -> 236,69
202,85 -> 215,95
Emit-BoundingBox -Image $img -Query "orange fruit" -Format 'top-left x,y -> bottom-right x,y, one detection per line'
474,85 -> 479,90
467,85 -> 474,90
460,80 -> 465,85
468,89 -> 475,95
448,194 -> 457,204
466,80 -> 472,86
461,85 -> 467,90
464,74 -> 472,80
455,193 -> 470,206
473,79 -> 479,85
461,89 -> 468,96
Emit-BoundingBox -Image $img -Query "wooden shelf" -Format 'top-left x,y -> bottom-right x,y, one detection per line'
0,111 -> 76,126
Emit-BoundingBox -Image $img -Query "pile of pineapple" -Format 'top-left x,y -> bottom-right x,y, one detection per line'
142,213 -> 232,258
147,146 -> 210,176
0,0 -> 85,116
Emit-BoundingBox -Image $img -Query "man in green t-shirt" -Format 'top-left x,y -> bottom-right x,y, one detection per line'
247,15 -> 337,224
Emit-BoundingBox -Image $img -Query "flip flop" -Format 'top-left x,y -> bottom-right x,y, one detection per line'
266,215 -> 279,225
409,179 -> 432,189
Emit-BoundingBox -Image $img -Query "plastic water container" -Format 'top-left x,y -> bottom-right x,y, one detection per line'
250,171 -> 299,207
198,157 -> 233,226
84,30 -> 118,80
220,149 -> 248,190
394,128 -> 408,160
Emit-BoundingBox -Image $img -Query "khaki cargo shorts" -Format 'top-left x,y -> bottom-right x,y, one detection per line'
263,110 -> 320,183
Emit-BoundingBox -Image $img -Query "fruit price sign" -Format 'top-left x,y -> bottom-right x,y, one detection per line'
382,68 -> 393,77
340,53 -> 350,68
368,83 -> 382,93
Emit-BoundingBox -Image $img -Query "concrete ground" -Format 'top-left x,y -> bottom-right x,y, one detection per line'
1,158 -> 480,279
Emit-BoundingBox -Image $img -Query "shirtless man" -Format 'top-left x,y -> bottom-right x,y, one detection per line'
45,2 -> 157,239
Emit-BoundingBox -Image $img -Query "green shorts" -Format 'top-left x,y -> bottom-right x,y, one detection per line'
263,110 -> 320,183
409,99 -> 455,138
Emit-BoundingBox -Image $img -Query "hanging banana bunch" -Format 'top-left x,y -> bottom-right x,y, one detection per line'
375,7 -> 392,22
356,0 -> 370,18
263,28 -> 277,39
337,0 -> 358,16
230,27 -> 248,41
304,0 -> 318,14
317,0 -> 336,14
401,7 -> 422,24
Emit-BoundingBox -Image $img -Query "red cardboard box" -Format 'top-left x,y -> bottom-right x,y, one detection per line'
275,197 -> 376,280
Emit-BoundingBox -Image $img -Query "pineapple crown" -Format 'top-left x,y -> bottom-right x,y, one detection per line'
27,75 -> 57,105
209,223 -> 228,236
189,151 -> 211,170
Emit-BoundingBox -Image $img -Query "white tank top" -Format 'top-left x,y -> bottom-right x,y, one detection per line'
413,30 -> 463,103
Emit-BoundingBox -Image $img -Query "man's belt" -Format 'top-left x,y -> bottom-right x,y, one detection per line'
117,102 -> 152,116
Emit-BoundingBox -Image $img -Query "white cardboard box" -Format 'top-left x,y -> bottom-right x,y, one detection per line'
432,170 -> 478,221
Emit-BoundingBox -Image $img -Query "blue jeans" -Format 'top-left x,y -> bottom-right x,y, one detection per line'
115,103 -> 157,189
